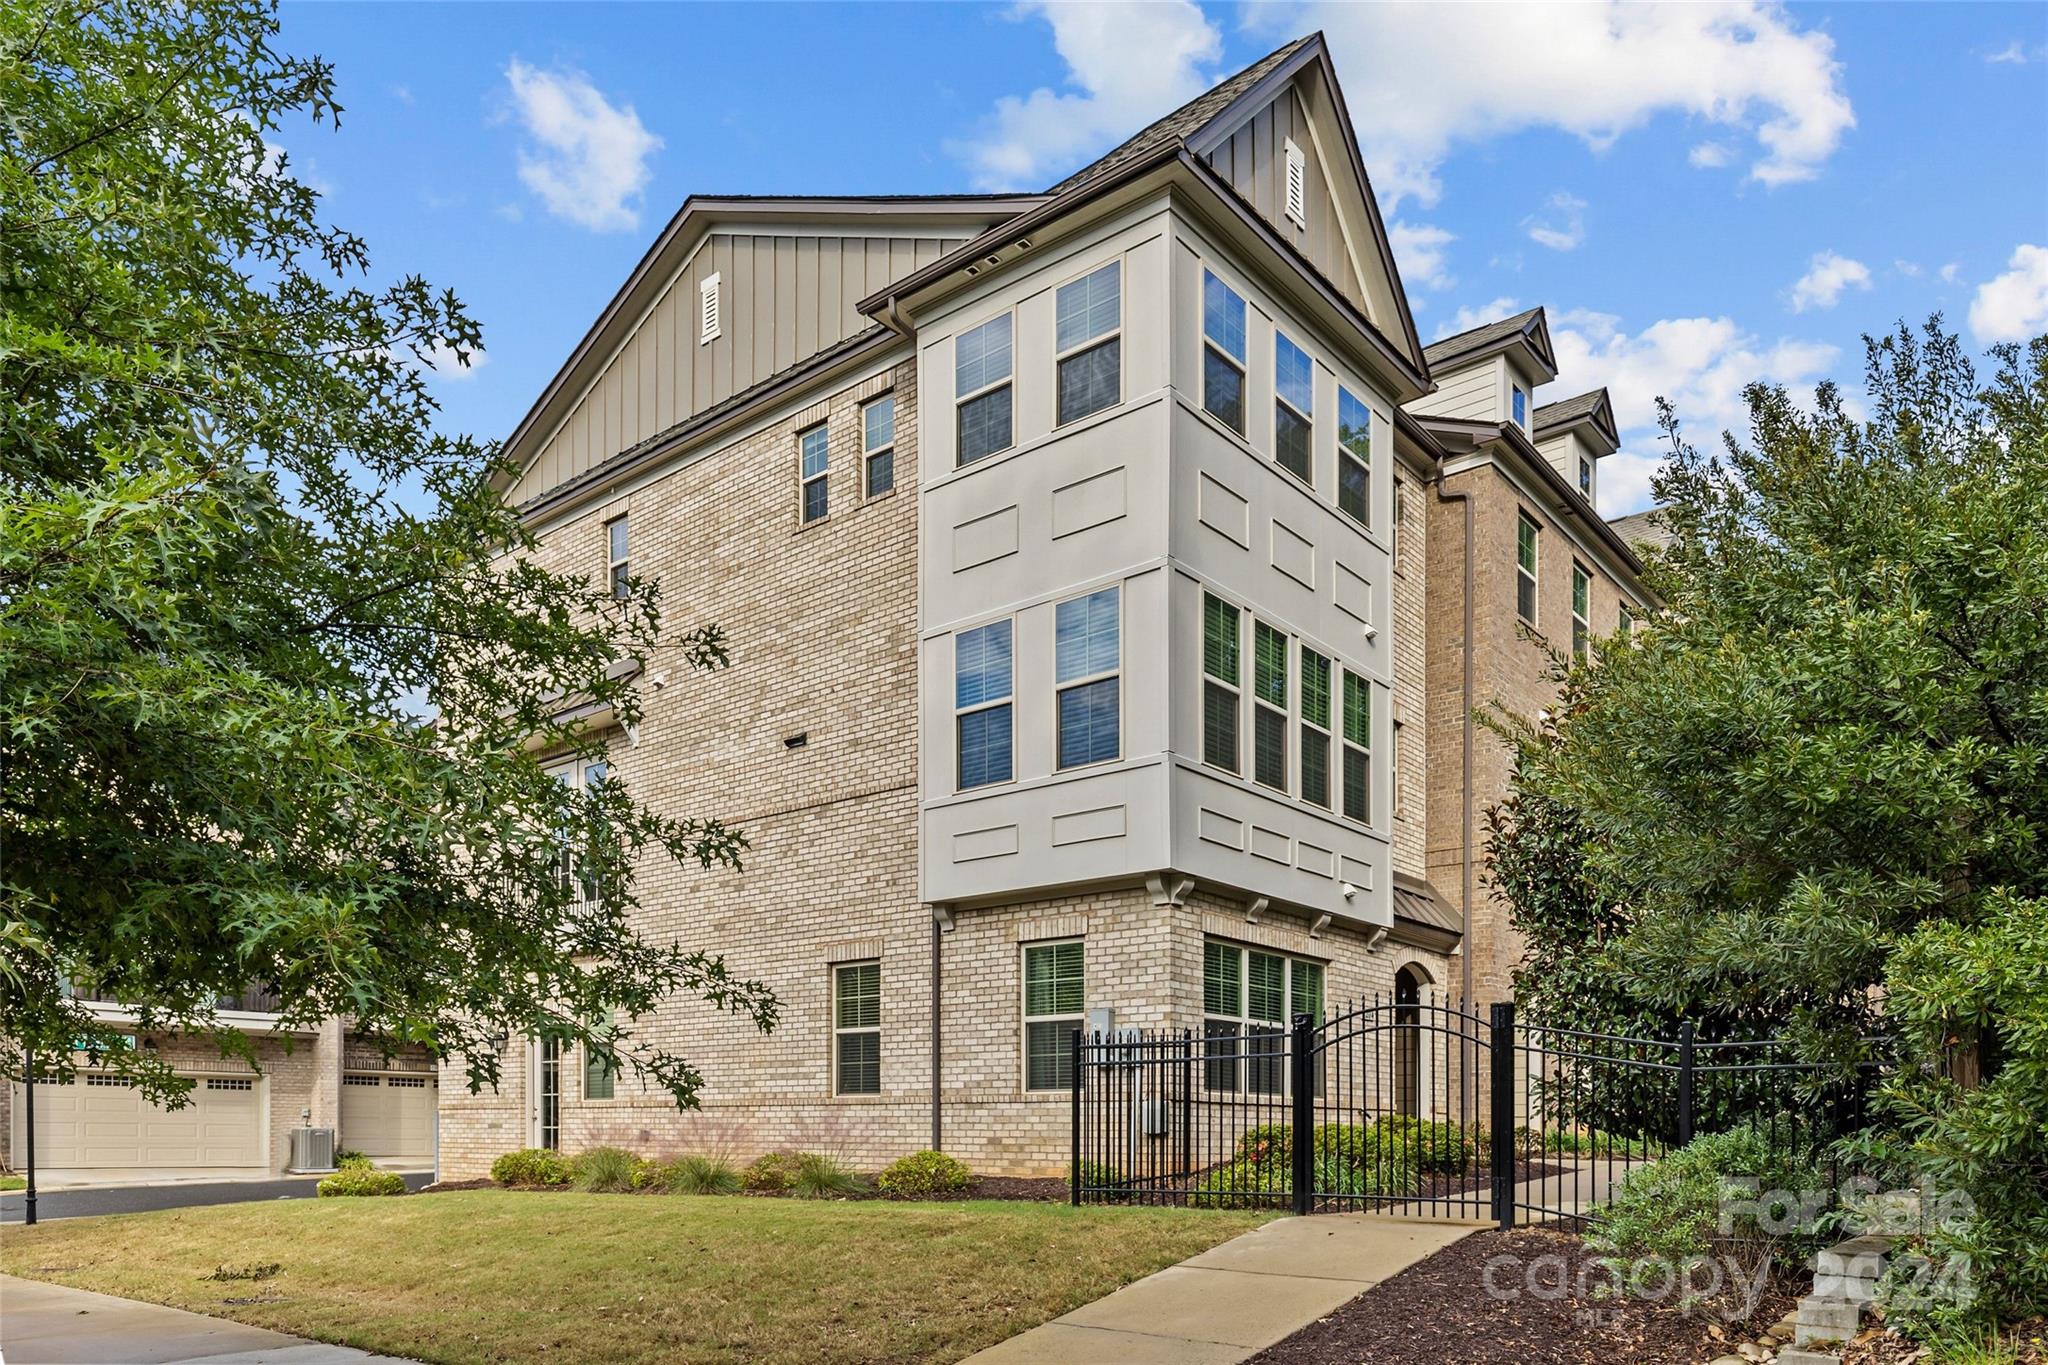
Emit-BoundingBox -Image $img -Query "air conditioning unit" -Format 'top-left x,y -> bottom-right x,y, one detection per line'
288,1126 -> 337,1173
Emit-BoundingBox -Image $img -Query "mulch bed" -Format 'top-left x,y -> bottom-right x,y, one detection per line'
1246,1226 -> 1800,1365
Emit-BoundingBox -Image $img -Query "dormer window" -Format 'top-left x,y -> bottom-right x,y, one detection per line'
1578,456 -> 1592,498
1512,385 -> 1528,428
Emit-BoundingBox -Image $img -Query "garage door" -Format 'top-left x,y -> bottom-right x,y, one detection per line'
26,1073 -> 263,1169
340,1073 -> 435,1161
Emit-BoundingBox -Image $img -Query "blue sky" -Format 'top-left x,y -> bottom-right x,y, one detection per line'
277,2 -> 2048,516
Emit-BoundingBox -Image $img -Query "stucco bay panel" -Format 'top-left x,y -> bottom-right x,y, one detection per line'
923,761 -> 1172,905
1171,760 -> 1389,924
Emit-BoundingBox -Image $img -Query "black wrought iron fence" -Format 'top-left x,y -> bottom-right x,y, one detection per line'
1071,998 -> 1891,1226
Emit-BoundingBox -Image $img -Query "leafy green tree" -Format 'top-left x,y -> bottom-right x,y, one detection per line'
1508,320 -> 2048,1320
1,0 -> 777,1106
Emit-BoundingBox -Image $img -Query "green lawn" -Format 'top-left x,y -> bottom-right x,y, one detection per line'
2,1189 -> 1269,1364
0,1173 -> 24,1191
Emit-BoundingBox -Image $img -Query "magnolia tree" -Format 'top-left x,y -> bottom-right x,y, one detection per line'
1492,321 -> 2048,1322
1,0 -> 777,1106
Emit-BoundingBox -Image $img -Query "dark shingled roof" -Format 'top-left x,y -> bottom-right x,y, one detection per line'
1607,506 -> 1674,552
1533,388 -> 1607,434
1422,306 -> 1546,369
1046,35 -> 1318,197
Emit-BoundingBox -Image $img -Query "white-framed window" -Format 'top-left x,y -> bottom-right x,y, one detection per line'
1274,331 -> 1314,485
1511,384 -> 1528,428
1202,269 -> 1247,435
799,423 -> 829,524
1337,387 -> 1371,527
1299,646 -> 1331,808
955,619 -> 1014,789
1023,940 -> 1084,1091
1252,620 -> 1289,791
1516,511 -> 1540,624
1572,561 -> 1591,659
546,755 -> 610,907
1055,586 -> 1120,769
1341,671 -> 1370,825
1283,138 -> 1307,229
1055,261 -> 1121,426
1619,603 -> 1635,640
955,313 -> 1014,466
833,961 -> 880,1096
1203,940 -> 1324,1094
863,395 -> 895,498
1201,592 -> 1241,773
1578,456 -> 1592,499
606,515 -> 630,599
699,273 -> 721,344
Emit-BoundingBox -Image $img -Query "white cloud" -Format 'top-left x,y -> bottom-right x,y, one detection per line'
1787,250 -> 1872,312
1523,191 -> 1587,251
1549,308 -> 1840,514
949,1 -> 1222,190
503,59 -> 662,232
1985,40 -> 2044,65
1389,220 -> 1456,290
1968,244 -> 2048,344
390,84 -> 415,106
1252,2 -> 1852,208
1940,263 -> 1961,284
1688,140 -> 1735,169
1894,259 -> 1923,279
418,341 -> 489,383
1436,296 -> 1521,340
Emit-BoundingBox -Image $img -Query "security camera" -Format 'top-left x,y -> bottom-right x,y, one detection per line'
1340,882 -> 1358,900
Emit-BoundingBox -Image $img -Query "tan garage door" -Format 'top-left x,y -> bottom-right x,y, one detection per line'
340,1073 -> 435,1161
29,1073 -> 263,1169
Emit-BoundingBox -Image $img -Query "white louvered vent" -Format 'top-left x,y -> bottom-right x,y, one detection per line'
699,272 -> 721,344
1283,139 -> 1307,230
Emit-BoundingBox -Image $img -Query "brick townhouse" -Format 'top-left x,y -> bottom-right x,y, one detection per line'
423,31 -> 1659,1179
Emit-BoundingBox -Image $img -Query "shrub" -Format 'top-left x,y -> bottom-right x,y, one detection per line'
876,1150 -> 971,1198
318,1163 -> 406,1197
1588,1127 -> 1824,1291
1193,1148 -> 1418,1207
1233,1123 -> 1293,1166
491,1147 -> 572,1188
743,1151 -> 801,1193
1070,1160 -> 1126,1201
666,1154 -> 742,1196
570,1146 -> 640,1193
334,1148 -> 370,1168
789,1152 -> 865,1199
1371,1117 -> 1477,1175
1311,1123 -> 1371,1170
630,1157 -> 667,1190
1191,1156 -> 1290,1208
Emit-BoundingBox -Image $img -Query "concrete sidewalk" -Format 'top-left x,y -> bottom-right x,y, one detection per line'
964,1214 -> 1479,1364
0,1276 -> 420,1365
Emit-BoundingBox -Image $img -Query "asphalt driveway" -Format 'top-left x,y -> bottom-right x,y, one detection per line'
0,1171 -> 435,1223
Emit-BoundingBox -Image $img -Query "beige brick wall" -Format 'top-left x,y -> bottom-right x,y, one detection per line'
1389,469 -> 1429,879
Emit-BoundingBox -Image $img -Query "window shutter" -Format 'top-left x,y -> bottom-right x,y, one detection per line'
1283,139 -> 1307,229
699,273 -> 720,344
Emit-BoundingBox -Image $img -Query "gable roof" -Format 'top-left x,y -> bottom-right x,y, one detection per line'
1422,305 -> 1555,375
1533,387 -> 1619,452
1607,507 -> 1674,553
1048,35 -> 1318,198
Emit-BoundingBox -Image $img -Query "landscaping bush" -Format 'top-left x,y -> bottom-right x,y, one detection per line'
789,1152 -> 865,1199
570,1146 -> 640,1193
742,1151 -> 801,1193
335,1149 -> 370,1168
1370,1117 -> 1477,1175
876,1150 -> 971,1198
1588,1128 -> 1825,1283
318,1163 -> 406,1197
1311,1122 -> 1371,1170
491,1147 -> 572,1188
665,1155 -> 742,1196
1069,1160 -> 1126,1201
630,1157 -> 667,1190
1233,1123 -> 1293,1167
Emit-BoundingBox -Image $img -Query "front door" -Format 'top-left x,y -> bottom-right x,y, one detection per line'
530,1037 -> 561,1150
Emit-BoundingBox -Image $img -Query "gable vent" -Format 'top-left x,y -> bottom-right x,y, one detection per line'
1283,139 -> 1307,230
699,273 -> 721,345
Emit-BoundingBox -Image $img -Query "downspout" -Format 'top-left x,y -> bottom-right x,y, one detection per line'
1434,479 -> 1476,1011
930,912 -> 943,1151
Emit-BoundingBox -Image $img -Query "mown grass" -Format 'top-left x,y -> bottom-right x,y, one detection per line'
1,1188 -> 1269,1364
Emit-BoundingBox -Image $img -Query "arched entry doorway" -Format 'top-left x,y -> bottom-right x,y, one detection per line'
1393,963 -> 1433,1119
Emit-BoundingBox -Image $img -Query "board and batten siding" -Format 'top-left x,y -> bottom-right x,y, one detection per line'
1201,85 -> 1367,317
514,231 -> 969,505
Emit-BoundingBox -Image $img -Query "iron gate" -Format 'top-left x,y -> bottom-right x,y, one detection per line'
1070,998 -> 1885,1225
